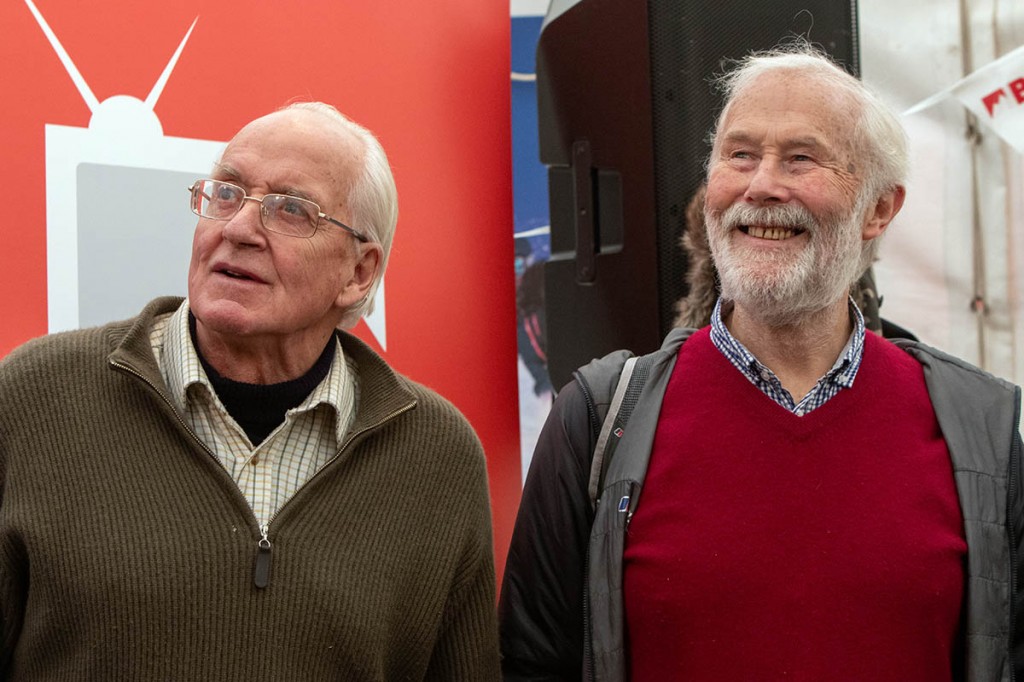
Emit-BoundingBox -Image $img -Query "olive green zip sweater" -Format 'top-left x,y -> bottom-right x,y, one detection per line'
0,297 -> 500,680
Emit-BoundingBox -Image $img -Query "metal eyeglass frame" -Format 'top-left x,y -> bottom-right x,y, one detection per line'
188,179 -> 369,243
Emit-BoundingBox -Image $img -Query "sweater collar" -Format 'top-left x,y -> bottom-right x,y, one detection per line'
107,296 -> 418,438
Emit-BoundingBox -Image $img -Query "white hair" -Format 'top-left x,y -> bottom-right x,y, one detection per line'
709,43 -> 908,268
282,101 -> 398,328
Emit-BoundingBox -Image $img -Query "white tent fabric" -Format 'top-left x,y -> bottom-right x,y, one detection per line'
861,0 -> 1023,385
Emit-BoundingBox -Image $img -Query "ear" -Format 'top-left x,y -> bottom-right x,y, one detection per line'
862,185 -> 906,241
335,243 -> 383,309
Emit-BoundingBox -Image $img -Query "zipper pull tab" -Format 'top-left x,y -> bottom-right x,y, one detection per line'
254,525 -> 272,589
624,483 -> 639,530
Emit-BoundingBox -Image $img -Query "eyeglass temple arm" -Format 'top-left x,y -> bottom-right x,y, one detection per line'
188,184 -> 213,202
322,215 -> 369,243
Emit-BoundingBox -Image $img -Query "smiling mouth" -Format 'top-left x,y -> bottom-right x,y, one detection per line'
739,225 -> 806,241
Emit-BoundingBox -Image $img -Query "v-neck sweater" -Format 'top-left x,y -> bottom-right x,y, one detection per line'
624,329 -> 966,680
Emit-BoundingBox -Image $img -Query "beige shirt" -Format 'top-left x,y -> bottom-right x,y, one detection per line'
150,301 -> 358,528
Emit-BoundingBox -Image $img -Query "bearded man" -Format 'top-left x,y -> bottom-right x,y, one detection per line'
499,46 -> 1024,681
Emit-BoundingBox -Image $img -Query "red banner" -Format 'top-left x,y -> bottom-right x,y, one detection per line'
0,0 -> 520,577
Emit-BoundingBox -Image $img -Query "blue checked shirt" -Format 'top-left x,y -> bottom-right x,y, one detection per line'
709,297 -> 866,416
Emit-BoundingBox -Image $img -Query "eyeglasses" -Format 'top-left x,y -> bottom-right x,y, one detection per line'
188,179 -> 369,242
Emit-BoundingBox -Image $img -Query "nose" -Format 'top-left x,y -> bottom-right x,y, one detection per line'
221,196 -> 268,246
744,156 -> 792,205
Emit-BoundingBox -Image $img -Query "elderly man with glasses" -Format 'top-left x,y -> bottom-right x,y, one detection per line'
0,103 -> 500,680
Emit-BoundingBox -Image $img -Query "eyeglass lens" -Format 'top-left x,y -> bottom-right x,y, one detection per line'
191,180 -> 319,237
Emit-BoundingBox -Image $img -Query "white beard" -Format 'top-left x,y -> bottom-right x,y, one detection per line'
705,200 -> 867,327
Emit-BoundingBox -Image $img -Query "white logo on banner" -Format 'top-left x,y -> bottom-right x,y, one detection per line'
25,0 -> 387,349
905,43 -> 1024,154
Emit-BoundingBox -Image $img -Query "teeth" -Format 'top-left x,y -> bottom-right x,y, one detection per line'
747,225 -> 797,240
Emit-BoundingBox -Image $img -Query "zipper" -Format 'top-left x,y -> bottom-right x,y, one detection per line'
1007,392 -> 1022,682
111,360 -> 274,582
254,524 -> 272,588
624,481 -> 638,531
249,400 -> 416,588
582,505 -> 596,682
577,369 -> 599,681
574,370 -> 602,440
583,480 -> 638,682
111,358 -> 415,590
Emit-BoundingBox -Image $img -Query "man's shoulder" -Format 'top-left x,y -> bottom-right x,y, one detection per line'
377,375 -> 491,492
398,375 -> 482,441
0,326 -> 122,422
882,336 -> 1021,440
0,297 -> 181,385
888,336 -> 1020,394
2,324 -> 116,376
573,326 -> 704,408
334,329 -> 483,451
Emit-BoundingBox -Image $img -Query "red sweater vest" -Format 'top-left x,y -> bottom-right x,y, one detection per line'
623,329 -> 966,681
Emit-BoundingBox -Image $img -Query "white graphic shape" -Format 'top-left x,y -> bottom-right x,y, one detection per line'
24,0 -> 100,112
26,0 -> 220,331
27,0 -> 387,348
45,125 -> 223,331
363,280 -> 386,350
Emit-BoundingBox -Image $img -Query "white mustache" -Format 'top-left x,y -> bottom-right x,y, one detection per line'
719,203 -> 817,231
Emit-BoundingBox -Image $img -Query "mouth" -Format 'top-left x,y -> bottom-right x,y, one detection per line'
739,225 -> 806,241
215,266 -> 264,283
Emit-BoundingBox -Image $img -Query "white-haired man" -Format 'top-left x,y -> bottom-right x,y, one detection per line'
0,103 -> 500,679
499,48 -> 1023,681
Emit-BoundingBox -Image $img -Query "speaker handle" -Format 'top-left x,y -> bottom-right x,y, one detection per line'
572,139 -> 596,284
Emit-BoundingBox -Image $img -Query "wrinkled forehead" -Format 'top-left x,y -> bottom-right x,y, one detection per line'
716,71 -> 861,154
219,110 -> 365,208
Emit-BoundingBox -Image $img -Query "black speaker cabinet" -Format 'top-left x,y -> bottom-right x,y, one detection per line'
539,0 -> 859,389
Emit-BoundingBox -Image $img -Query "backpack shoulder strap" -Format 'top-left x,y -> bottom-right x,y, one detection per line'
576,328 -> 698,510
587,356 -> 638,506
587,351 -> 665,509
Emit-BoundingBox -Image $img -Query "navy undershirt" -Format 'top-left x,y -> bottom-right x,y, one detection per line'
188,313 -> 336,445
